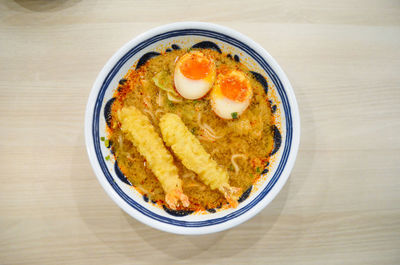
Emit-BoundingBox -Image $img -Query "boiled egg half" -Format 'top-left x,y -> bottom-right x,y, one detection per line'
174,51 -> 216,99
211,69 -> 253,119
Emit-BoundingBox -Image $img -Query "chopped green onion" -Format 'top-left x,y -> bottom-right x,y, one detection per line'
191,127 -> 197,135
100,137 -> 105,141
250,173 -> 254,178
105,155 -> 110,161
256,167 -> 260,173
229,165 -> 234,171
104,139 -> 110,148
231,112 -> 238,119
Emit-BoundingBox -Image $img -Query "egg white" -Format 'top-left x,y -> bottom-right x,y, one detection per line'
174,67 -> 213,100
211,96 -> 251,119
210,70 -> 253,119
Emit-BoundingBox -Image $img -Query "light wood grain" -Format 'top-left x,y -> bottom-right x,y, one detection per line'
1,0 -> 400,264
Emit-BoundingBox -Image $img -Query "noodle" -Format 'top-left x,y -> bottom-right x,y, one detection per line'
155,109 -> 165,116
197,135 -> 215,142
156,92 -> 163,106
202,123 -> 223,139
197,112 -> 222,140
143,97 -> 152,110
182,172 -> 195,179
126,154 -> 135,161
118,134 -> 123,150
143,109 -> 156,122
231,154 -> 247,175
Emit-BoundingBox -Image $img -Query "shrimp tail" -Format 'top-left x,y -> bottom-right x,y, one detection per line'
165,188 -> 190,210
219,184 -> 241,208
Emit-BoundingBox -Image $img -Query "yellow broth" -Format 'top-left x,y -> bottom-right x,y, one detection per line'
109,49 -> 275,211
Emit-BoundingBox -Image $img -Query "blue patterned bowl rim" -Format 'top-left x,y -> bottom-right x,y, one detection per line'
85,22 -> 300,235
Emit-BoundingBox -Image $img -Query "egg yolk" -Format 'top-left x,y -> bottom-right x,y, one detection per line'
180,54 -> 211,80
220,75 -> 248,102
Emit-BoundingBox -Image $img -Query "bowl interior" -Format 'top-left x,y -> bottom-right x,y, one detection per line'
86,24 -> 297,234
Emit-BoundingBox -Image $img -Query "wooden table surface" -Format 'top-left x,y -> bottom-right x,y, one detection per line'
1,0 -> 400,264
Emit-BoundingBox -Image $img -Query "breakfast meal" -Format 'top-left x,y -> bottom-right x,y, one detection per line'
105,44 -> 277,213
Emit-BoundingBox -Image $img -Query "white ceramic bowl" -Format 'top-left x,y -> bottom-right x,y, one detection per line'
85,22 -> 300,235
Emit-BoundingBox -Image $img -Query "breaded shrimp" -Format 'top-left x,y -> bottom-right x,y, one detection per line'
117,106 -> 189,209
159,113 -> 241,207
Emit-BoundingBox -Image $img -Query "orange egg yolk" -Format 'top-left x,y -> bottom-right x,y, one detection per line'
180,54 -> 211,80
220,75 -> 249,102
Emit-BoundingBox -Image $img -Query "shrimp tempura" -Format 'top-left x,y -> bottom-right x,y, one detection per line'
117,106 -> 189,210
159,113 -> 241,207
